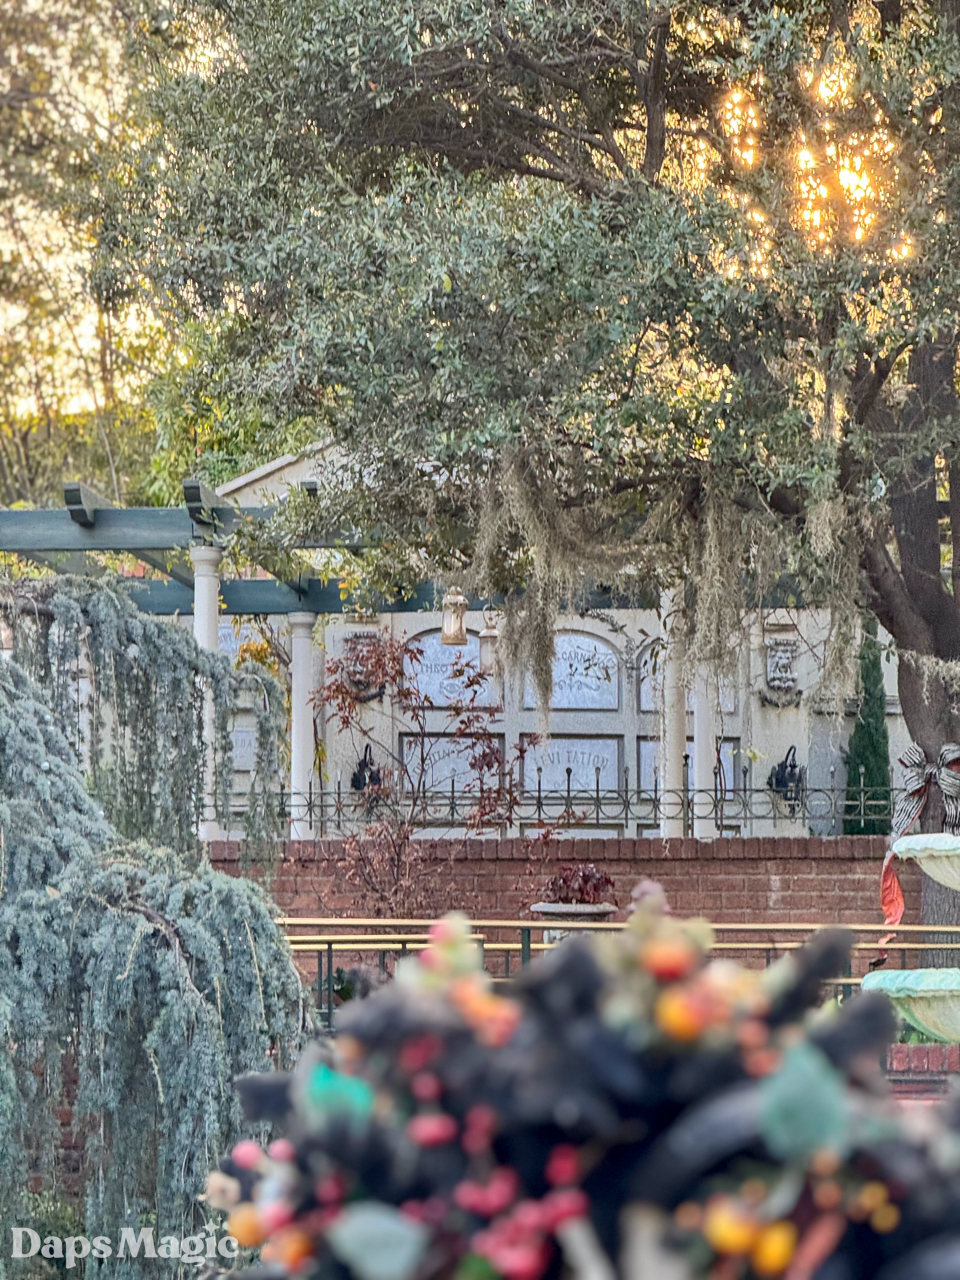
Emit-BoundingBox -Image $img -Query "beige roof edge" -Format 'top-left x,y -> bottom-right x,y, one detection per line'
215,440 -> 328,499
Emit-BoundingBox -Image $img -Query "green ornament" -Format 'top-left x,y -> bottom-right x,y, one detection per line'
305,1062 -> 375,1122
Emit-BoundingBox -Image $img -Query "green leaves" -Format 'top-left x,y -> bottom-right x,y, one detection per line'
327,1203 -> 429,1280
761,1043 -> 850,1163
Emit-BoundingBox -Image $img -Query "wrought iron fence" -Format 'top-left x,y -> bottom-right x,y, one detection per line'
232,763 -> 898,836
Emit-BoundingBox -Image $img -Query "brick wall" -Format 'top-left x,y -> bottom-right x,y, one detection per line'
210,833 -> 912,926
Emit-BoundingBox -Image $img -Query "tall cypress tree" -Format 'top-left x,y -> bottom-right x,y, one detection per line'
843,620 -> 891,836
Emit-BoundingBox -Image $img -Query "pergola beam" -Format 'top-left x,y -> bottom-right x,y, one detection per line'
127,579 -> 633,616
64,480 -> 112,527
0,507 -> 364,553
0,496 -> 642,614
127,579 -> 440,615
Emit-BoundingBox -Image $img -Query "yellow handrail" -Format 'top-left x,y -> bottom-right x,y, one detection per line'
278,917 -> 960,934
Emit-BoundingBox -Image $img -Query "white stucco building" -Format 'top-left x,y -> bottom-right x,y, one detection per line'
206,454 -> 908,841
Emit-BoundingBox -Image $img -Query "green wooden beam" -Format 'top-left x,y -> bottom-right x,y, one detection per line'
127,579 -> 438,615
0,507 -> 365,553
126,579 -> 638,616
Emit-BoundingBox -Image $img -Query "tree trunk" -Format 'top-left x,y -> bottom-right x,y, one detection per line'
861,337 -> 960,944
897,658 -> 960,960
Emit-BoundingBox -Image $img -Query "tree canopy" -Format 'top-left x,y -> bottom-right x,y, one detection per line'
90,0 -> 960,740
0,0 -> 164,507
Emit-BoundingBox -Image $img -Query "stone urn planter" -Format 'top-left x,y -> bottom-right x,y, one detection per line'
863,968 -> 960,1043
530,863 -> 618,943
529,899 -> 618,945
891,833 -> 960,890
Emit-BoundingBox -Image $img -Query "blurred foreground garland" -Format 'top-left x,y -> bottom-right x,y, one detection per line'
208,897 -> 960,1280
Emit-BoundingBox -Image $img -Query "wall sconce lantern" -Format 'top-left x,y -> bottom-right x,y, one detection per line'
441,585 -> 469,646
479,606 -> 500,675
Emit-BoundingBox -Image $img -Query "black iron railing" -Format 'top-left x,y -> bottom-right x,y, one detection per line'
231,765 -> 897,836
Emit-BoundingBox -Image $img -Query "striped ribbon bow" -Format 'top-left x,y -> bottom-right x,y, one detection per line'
882,743 -> 960,925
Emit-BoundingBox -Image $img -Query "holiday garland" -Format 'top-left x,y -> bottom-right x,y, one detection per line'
206,900 -> 960,1280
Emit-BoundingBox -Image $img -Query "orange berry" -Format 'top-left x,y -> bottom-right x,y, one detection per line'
870,1203 -> 900,1234
751,1221 -> 798,1276
744,1047 -> 782,1078
226,1203 -> 266,1249
655,987 -> 707,1042
813,1180 -> 844,1211
809,1149 -> 841,1178
740,1178 -> 768,1207
857,1182 -> 888,1212
736,1019 -> 769,1050
639,935 -> 700,982
703,1196 -> 759,1256
276,1227 -> 316,1269
674,1202 -> 703,1231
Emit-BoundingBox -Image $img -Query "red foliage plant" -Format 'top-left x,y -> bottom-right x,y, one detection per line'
539,863 -> 616,905
318,629 -> 535,916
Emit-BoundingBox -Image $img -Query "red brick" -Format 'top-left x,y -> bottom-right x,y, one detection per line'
910,1046 -> 929,1072
947,1046 -> 960,1072
928,1045 -> 945,1072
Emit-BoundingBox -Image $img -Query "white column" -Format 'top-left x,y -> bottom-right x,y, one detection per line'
693,671 -> 719,839
190,544 -> 223,842
288,612 -> 317,841
660,586 -> 687,838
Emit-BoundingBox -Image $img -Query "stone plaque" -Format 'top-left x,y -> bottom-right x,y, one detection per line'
402,734 -> 503,790
406,631 -> 497,707
523,737 -> 621,792
523,633 -> 619,710
765,634 -> 799,692
231,727 -> 257,772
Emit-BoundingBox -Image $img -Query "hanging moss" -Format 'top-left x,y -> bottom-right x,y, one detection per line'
0,575 -> 285,861
0,652 -> 305,1277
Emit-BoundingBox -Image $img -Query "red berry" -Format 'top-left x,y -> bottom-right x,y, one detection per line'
407,1113 -> 459,1147
231,1140 -> 263,1170
545,1145 -> 580,1188
512,1201 -> 546,1233
411,1072 -> 443,1102
399,1035 -> 444,1074
542,1189 -> 589,1228
483,1168 -> 520,1215
463,1128 -> 491,1155
259,1200 -> 295,1233
267,1138 -> 297,1163
315,1174 -> 345,1205
465,1104 -> 497,1134
495,1244 -> 549,1280
454,1181 -> 485,1213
